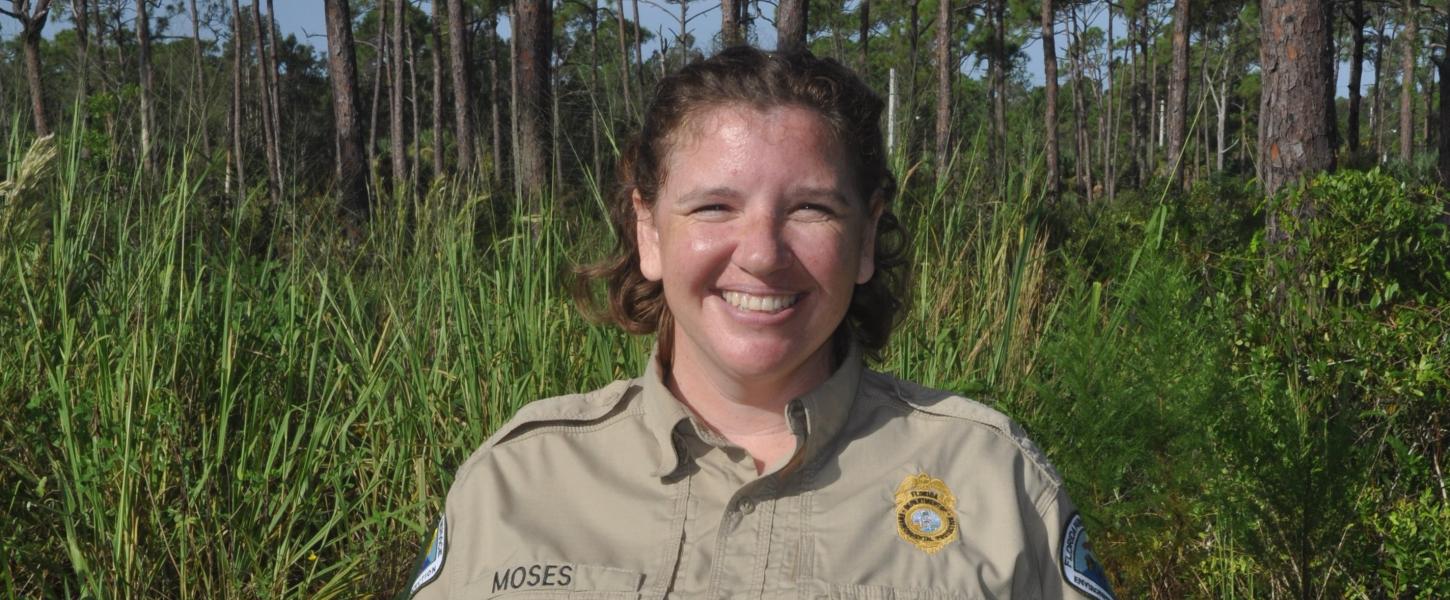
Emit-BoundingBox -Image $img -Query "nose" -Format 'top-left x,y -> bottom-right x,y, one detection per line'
733,210 -> 793,277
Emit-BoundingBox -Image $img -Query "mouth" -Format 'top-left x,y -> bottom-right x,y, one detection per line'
721,290 -> 801,314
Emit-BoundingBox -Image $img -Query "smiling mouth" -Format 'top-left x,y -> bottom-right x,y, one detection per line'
721,290 -> 801,314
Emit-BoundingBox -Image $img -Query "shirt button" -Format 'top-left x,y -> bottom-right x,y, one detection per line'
738,498 -> 756,514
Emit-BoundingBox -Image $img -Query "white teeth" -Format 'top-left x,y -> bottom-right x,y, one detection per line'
722,290 -> 800,313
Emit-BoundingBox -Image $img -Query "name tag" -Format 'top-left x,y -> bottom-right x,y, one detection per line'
491,564 -> 575,593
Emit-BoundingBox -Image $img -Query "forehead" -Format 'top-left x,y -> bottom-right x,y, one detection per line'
661,104 -> 846,173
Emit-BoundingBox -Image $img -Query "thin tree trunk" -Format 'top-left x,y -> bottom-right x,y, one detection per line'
447,0 -> 476,174
432,0 -> 446,178
1438,38 -> 1449,186
590,0 -> 601,180
188,0 -> 210,157
408,19 -> 423,184
136,0 -> 155,170
489,7 -> 503,181
1042,0 -> 1059,202
1372,15 -> 1386,158
1103,4 -> 1115,199
251,0 -> 281,203
992,0 -> 1007,170
1347,0 -> 1366,154
1145,3 -> 1157,174
615,0 -> 633,116
230,0 -> 246,196
1071,6 -> 1091,199
934,0 -> 952,181
1166,0 -> 1190,188
390,0 -> 410,187
266,0 -> 284,183
325,0 -> 369,220
858,0 -> 870,73
516,0 -> 554,206
1401,0 -> 1418,162
76,0 -> 90,102
907,0 -> 920,160
778,0 -> 808,52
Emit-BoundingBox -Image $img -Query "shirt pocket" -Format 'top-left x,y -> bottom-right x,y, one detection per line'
806,581 -> 978,600
459,563 -> 644,599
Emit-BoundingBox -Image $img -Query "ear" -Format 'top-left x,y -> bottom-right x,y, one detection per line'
856,195 -> 885,285
634,190 -> 663,282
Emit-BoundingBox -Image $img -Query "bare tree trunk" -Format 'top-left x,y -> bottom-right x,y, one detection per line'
230,0 -> 247,196
325,0 -> 369,220
1438,32 -> 1449,186
6,0 -> 56,137
1347,0 -> 1366,154
992,0 -> 1007,169
1166,0 -> 1190,187
368,2 -> 385,174
1103,5 -> 1116,199
778,0 -> 808,52
445,0 -> 476,175
1145,4 -> 1157,174
934,0 -> 952,182
489,8 -> 503,181
431,0 -> 446,178
1070,6 -> 1091,199
858,0 -> 870,72
136,0 -> 155,170
1260,0 -> 1336,200
1042,0 -> 1059,202
390,0 -> 410,187
266,0 -> 284,183
188,0 -> 211,157
907,0 -> 920,160
1401,0 -> 1418,163
722,0 -> 741,46
252,0 -> 281,203
1372,14 -> 1386,158
408,19 -> 423,183
516,0 -> 554,206
76,0 -> 90,102
615,0 -> 634,116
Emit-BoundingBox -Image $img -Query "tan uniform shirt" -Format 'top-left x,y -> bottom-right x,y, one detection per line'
407,346 -> 1116,599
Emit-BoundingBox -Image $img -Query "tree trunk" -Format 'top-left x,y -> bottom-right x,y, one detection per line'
590,0 -> 601,181
516,0 -> 553,206
1104,4 -> 1116,200
1144,3 -> 1157,174
907,0 -> 920,160
325,0 -> 369,220
252,0 -> 281,203
431,0 -> 446,178
1259,0 -> 1336,200
390,0 -> 410,187
1372,14 -> 1386,158
1438,42 -> 1449,186
858,0 -> 870,73
991,0 -> 1007,168
1070,6 -> 1091,199
489,7 -> 503,181
136,0 -> 155,170
9,1 -> 55,137
1400,0 -> 1418,163
722,0 -> 741,46
1042,0 -> 1059,202
230,0 -> 247,196
188,0 -> 210,157
778,0 -> 808,53
1347,0 -> 1366,154
1166,0 -> 1190,187
615,0 -> 634,116
445,0 -> 475,175
934,0 -> 952,182
407,19 -> 423,184
76,0 -> 90,101
266,0 -> 284,183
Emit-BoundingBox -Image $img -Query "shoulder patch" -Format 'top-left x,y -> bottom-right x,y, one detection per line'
1061,513 -> 1116,600
408,515 -> 447,596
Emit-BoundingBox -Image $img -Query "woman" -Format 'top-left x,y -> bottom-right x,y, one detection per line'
405,47 -> 1115,600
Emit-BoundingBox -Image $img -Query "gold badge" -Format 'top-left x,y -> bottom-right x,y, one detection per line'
894,473 -> 959,554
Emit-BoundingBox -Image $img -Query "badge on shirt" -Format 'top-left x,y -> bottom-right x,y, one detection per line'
408,515 -> 447,596
1061,513 -> 1116,600
894,473 -> 959,554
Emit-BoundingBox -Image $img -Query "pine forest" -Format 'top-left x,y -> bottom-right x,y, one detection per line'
1,0 -> 1448,597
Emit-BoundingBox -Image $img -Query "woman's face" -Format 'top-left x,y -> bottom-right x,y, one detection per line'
635,104 -> 879,387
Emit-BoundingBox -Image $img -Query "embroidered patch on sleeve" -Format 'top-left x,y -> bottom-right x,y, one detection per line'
1060,513 -> 1116,600
409,515 -> 447,595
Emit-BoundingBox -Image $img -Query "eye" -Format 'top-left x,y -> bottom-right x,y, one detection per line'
793,203 -> 838,219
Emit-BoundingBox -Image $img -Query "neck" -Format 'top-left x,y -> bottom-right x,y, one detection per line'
665,339 -> 834,474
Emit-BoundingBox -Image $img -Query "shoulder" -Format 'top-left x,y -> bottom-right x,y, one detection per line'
452,379 -> 640,481
857,369 -> 1065,507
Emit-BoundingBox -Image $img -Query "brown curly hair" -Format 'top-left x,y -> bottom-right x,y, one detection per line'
576,45 -> 910,361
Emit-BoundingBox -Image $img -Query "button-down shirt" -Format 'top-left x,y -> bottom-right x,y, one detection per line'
408,346 -> 1113,599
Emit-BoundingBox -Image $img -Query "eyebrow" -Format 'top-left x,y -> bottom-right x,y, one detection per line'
787,187 -> 852,206
676,187 -> 744,205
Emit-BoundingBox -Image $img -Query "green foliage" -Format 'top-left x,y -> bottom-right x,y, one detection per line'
1376,490 -> 1450,598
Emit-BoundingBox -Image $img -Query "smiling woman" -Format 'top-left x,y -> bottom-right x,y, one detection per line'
403,46 -> 1117,600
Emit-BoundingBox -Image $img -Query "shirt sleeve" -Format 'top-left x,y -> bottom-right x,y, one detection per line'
401,504 -> 457,600
1037,489 -> 1118,600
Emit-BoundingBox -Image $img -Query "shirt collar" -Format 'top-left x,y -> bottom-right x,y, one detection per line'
638,343 -> 865,479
